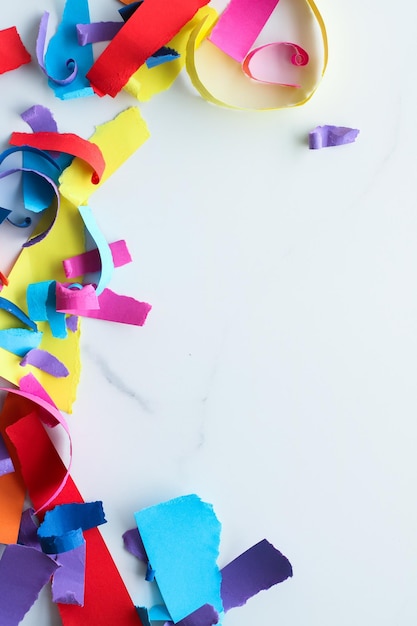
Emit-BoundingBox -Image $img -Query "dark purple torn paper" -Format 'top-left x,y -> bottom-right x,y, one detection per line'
123,527 -> 148,562
220,539 -> 293,612
18,508 -> 41,550
309,125 -> 359,149
0,544 -> 58,625
174,603 -> 219,626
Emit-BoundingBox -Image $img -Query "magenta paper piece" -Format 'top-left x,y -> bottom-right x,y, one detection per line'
123,527 -> 148,562
0,433 -> 14,476
51,541 -> 86,605
20,348 -> 70,378
220,539 -> 293,612
208,0 -> 279,62
308,125 -> 359,149
63,240 -> 132,279
0,544 -> 58,625
56,283 -> 100,313
77,21 -> 123,45
57,287 -> 151,326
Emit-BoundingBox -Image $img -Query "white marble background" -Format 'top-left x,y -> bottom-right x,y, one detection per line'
0,0 -> 416,624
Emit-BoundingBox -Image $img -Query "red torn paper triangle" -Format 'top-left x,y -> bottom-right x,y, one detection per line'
86,0 -> 210,97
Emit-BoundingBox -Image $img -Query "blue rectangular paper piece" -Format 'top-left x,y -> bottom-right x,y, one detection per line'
135,494 -> 223,623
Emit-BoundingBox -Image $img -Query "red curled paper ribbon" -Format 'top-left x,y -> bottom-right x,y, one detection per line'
9,132 -> 105,184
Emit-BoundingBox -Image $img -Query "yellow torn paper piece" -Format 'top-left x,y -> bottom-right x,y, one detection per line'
124,6 -> 217,101
0,108 -> 150,412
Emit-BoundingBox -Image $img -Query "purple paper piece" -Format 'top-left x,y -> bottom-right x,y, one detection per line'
175,604 -> 219,626
77,21 -> 123,45
220,539 -> 293,612
21,105 -> 58,134
123,527 -> 148,562
18,508 -> 41,550
51,541 -> 86,606
308,125 -> 360,149
66,315 -> 79,333
0,433 -> 14,476
0,544 -> 59,625
20,348 -> 70,378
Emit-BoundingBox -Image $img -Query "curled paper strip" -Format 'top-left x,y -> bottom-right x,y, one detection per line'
78,205 -> 114,296
43,0 -> 94,100
9,132 -> 105,184
1,375 -> 73,513
56,283 -> 100,314
36,12 -> 78,85
186,0 -> 328,110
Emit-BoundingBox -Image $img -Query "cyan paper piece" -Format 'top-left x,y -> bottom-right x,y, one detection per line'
0,544 -> 58,625
51,540 -> 86,605
45,0 -> 94,99
78,205 -> 114,296
220,539 -> 293,612
149,604 -> 171,620
0,328 -> 43,357
27,281 -> 67,339
0,433 -> 14,476
135,494 -> 223,623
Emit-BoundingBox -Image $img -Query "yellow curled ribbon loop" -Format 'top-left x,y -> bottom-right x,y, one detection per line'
186,0 -> 328,110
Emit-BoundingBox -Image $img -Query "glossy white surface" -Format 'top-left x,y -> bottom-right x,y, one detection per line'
0,0 -> 416,624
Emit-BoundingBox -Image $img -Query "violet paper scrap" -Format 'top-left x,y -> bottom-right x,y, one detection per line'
309,125 -> 359,149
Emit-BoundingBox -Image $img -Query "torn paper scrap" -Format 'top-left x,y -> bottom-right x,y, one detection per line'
86,0 -> 210,97
308,125 -> 359,149
63,240 -> 132,279
0,26 -> 31,75
20,348 -> 70,378
123,527 -> 148,562
18,508 -> 41,550
0,544 -> 58,625
0,433 -> 14,476
37,501 -> 106,554
37,12 -> 77,87
43,0 -> 94,99
51,540 -> 86,605
171,603 -> 219,626
135,494 -> 223,623
4,411 -> 143,626
221,538 -> 293,612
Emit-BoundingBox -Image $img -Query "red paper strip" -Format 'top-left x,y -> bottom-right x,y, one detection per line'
86,0 -> 210,97
0,26 -> 31,74
9,132 -> 105,184
5,409 -> 143,626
